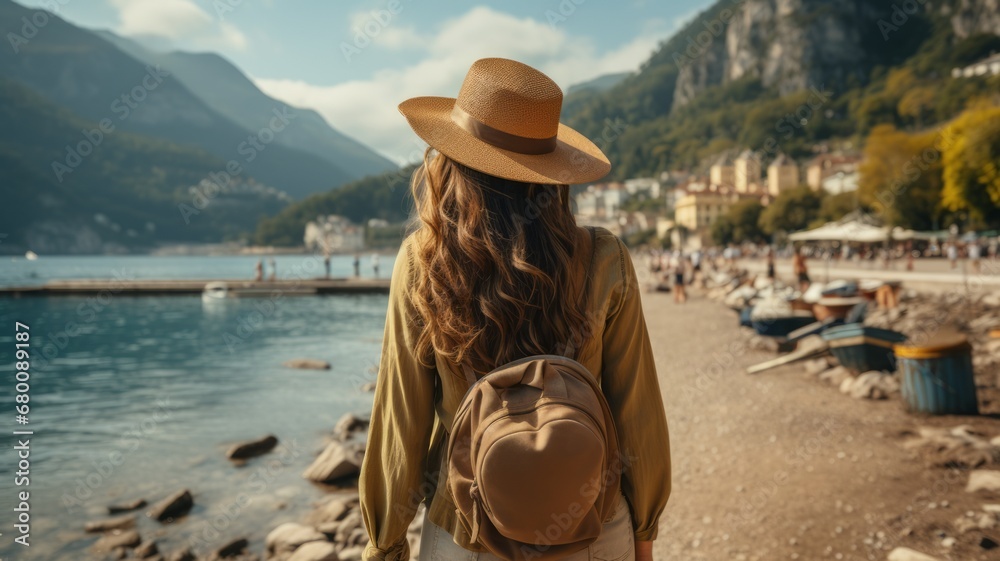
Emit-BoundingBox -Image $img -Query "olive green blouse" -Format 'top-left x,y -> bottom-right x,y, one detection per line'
360,227 -> 671,561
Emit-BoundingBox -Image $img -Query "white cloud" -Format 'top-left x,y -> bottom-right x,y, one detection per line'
108,0 -> 248,51
255,6 -> 663,164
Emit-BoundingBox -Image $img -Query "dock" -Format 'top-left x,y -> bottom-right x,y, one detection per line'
0,278 -> 391,297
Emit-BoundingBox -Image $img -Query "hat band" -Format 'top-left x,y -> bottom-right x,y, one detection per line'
450,105 -> 557,155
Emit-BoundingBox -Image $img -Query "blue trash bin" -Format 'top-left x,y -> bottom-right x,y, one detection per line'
894,335 -> 978,415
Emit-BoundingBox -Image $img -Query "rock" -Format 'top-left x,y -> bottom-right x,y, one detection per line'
819,366 -> 851,387
940,537 -> 956,548
954,515 -> 979,534
346,526 -> 368,547
886,547 -> 942,561
287,541 -> 339,561
336,547 -> 363,561
227,435 -> 279,460
302,442 -> 364,483
978,512 -> 998,529
135,540 -> 159,558
209,537 -> 249,559
981,536 -> 999,550
804,358 -> 832,376
85,514 -> 135,533
266,523 -> 326,557
984,504 -> 1000,513
333,413 -> 370,442
843,371 -> 899,400
306,496 -> 354,526
165,548 -> 197,561
93,529 -> 142,552
967,470 -> 1000,493
147,489 -> 194,522
334,511 -> 364,545
359,382 -> 376,393
108,498 -> 147,514
284,359 -> 331,370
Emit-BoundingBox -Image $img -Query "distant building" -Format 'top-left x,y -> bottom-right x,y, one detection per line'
767,154 -> 799,196
820,170 -> 860,195
573,183 -> 626,218
674,190 -> 757,231
806,154 -> 861,191
734,149 -> 762,193
304,215 -> 364,252
623,177 -> 661,199
951,52 -> 1000,79
709,154 -> 736,189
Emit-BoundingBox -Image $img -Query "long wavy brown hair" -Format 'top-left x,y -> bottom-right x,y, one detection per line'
408,150 -> 591,375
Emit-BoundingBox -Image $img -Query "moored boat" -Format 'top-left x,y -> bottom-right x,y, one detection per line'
821,323 -> 908,373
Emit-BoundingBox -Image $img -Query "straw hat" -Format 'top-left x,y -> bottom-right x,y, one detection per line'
399,58 -> 611,185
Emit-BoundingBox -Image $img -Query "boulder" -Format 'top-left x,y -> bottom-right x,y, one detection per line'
334,511 -> 364,545
333,414 -> 370,442
135,540 -> 159,558
284,359 -> 331,370
804,357 -> 832,376
819,366 -> 851,387
306,496 -> 354,526
886,548 -> 942,561
108,498 -> 147,514
336,547 -> 364,561
302,442 -> 364,483
147,489 -> 194,522
266,522 -> 326,557
227,435 -> 279,460
85,514 -> 135,533
967,470 -> 1000,493
165,548 -> 197,561
208,537 -> 249,559
93,529 -> 142,552
287,541 -> 339,561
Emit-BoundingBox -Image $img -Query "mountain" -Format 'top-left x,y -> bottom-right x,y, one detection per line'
254,167 -> 416,247
561,0 -> 1000,178
96,31 -> 398,180
0,77 -> 289,254
0,0 -> 353,199
566,72 -> 631,95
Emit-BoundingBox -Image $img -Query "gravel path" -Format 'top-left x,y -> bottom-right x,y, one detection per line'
641,291 -> 1000,561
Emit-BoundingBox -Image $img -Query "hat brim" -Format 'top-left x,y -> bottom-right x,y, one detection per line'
399,97 -> 611,185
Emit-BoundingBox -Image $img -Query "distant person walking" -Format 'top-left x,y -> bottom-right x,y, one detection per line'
324,252 -> 332,279
793,246 -> 810,292
766,247 -> 776,281
371,253 -> 380,278
673,254 -> 687,304
353,254 -> 361,277
947,243 -> 958,269
269,258 -> 277,281
970,241 -> 982,274
254,259 -> 263,282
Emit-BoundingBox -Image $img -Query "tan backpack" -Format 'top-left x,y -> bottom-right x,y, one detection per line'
446,228 -> 622,561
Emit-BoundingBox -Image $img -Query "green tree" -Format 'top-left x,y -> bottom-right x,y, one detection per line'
815,191 -> 864,225
759,187 -> 823,235
858,124 -> 944,229
712,198 -> 765,245
941,104 -> 1000,227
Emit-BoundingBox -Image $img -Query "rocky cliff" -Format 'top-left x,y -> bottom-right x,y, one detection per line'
673,0 -> 915,108
950,0 -> 1000,37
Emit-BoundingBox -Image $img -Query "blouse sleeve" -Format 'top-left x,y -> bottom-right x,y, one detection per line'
360,240 -> 437,561
600,237 -> 672,541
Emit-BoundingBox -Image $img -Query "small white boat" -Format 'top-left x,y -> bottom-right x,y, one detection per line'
202,281 -> 230,301
25,251 -> 38,261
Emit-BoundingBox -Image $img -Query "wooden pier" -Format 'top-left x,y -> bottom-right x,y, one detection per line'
0,278 -> 390,297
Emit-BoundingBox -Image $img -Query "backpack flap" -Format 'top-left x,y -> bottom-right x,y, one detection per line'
448,355 -> 621,561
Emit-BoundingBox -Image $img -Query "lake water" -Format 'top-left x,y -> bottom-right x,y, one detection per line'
0,254 -> 396,559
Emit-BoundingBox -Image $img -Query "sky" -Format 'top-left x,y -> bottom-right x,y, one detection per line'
18,0 -> 712,163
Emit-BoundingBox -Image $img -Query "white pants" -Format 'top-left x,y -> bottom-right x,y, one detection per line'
418,493 -> 635,561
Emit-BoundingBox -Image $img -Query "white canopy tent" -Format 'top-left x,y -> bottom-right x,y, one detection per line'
788,221 -> 889,243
